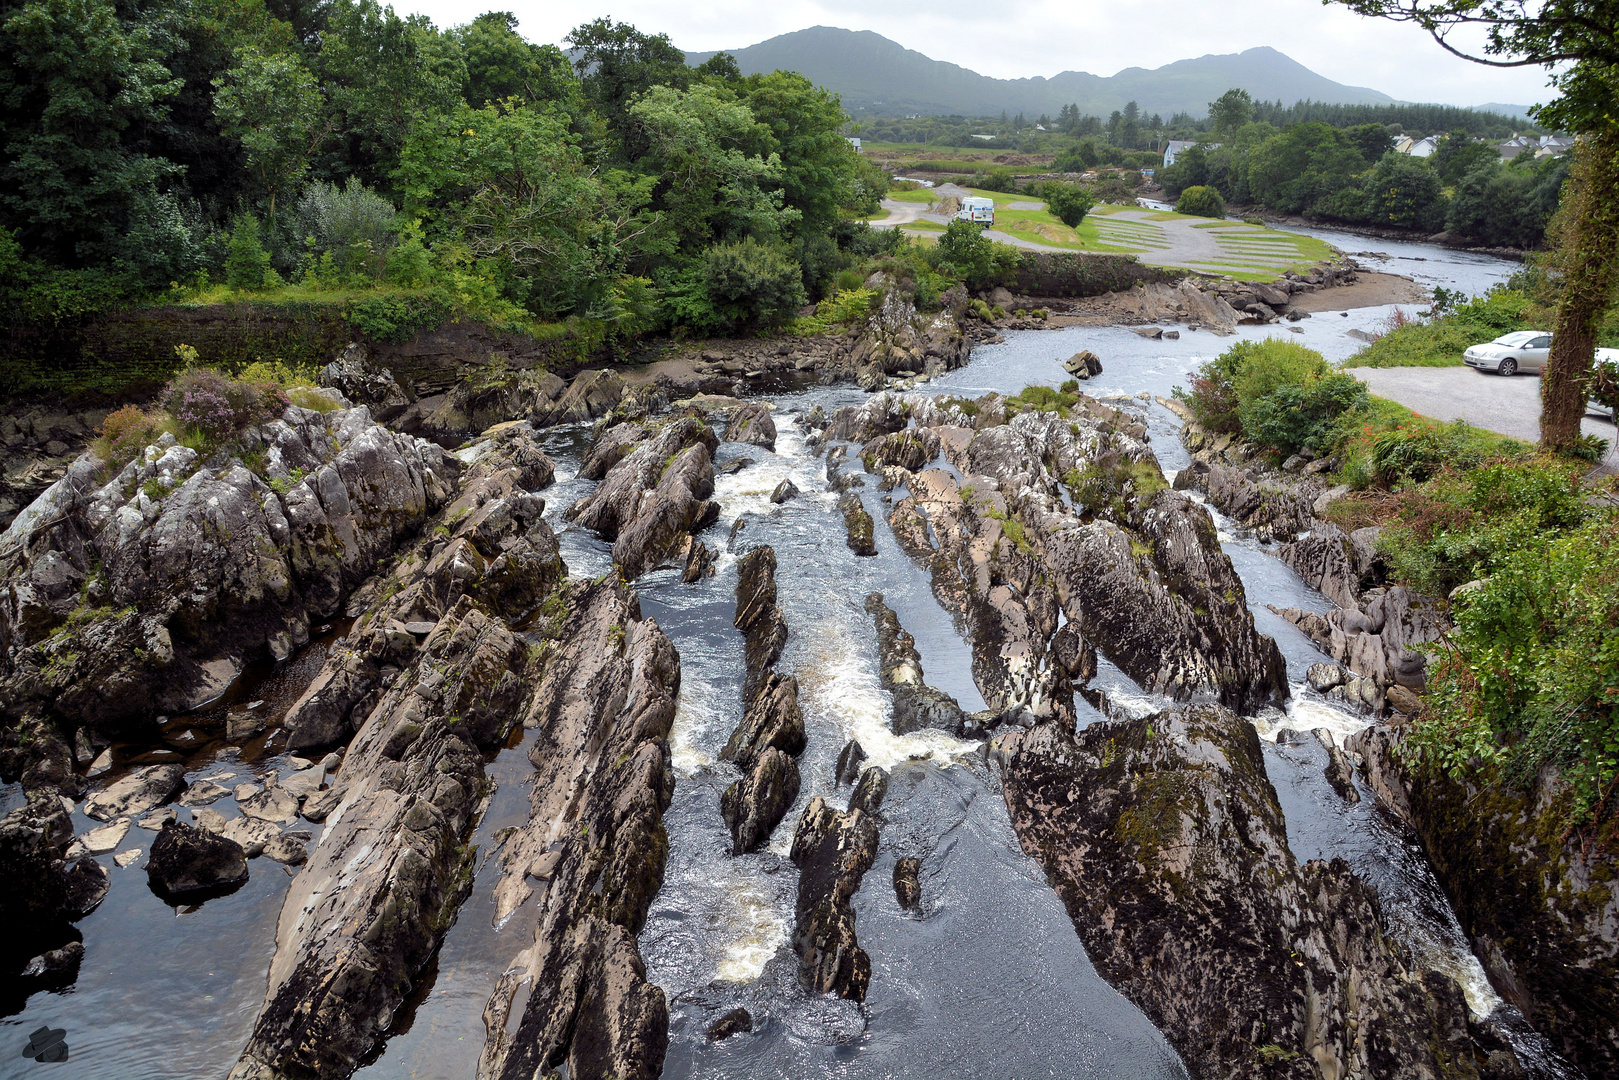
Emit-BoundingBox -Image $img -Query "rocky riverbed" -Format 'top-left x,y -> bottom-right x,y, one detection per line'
0,255 -> 1604,1079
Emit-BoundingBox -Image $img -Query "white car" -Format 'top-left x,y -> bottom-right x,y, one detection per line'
1590,347 -> 1619,419
1463,330 -> 1552,376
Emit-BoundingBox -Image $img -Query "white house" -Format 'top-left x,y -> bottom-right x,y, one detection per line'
1163,140 -> 1217,167
1409,136 -> 1439,158
846,137 -> 862,154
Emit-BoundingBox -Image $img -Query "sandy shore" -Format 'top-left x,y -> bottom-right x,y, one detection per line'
1287,271 -> 1429,312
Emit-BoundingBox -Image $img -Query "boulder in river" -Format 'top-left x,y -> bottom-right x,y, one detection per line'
790,797 -> 878,1002
727,402 -> 777,450
706,1007 -> 753,1041
838,493 -> 877,556
146,820 -> 248,900
1004,704 -> 1511,1080
1062,350 -> 1104,378
721,747 -> 802,855
893,857 -> 922,913
865,592 -> 970,736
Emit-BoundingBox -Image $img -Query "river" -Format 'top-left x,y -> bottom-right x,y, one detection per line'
0,233 -> 1575,1079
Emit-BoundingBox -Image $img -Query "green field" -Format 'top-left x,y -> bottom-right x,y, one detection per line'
870,184 -> 1338,279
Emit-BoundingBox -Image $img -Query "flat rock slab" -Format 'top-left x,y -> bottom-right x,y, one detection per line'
75,818 -> 131,856
179,781 -> 229,807
239,786 -> 300,825
84,764 -> 186,821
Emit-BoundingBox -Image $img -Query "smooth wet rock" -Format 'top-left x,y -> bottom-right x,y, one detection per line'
76,818 -> 130,856
727,403 -> 777,450
262,835 -> 308,865
113,848 -> 142,868
1062,350 -> 1103,378
680,536 -> 715,583
222,816 -> 282,857
706,1006 -> 752,1041
83,764 -> 185,822
848,767 -> 888,816
770,479 -> 799,504
20,941 -> 83,987
721,747 -> 801,855
893,857 -> 922,913
179,781 -> 229,807
838,493 -> 876,556
137,807 -> 177,831
789,798 -> 878,1002
835,740 -> 867,787
865,593 -> 970,736
718,457 -> 754,476
1307,662 -> 1348,693
63,857 -> 109,916
1313,728 -> 1361,803
147,821 -> 248,899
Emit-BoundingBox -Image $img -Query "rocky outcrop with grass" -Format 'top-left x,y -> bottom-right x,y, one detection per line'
720,546 -> 806,854
854,389 -> 1286,719
566,415 -> 721,579
477,577 -> 679,1080
279,421 -> 561,750
1004,703 -> 1521,1080
1347,719 -> 1619,1078
0,386 -> 459,767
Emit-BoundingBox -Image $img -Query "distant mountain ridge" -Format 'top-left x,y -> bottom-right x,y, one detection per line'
686,26 -> 1398,118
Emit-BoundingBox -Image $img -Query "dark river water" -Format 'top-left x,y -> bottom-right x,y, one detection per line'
1,234 -> 1576,1079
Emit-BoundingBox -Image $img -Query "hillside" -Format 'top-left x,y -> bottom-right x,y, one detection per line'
685,26 -> 1396,118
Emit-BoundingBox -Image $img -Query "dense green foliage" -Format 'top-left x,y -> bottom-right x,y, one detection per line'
1174,185 -> 1225,218
1178,338 -> 1368,456
0,4 -> 894,342
1161,123 -> 1567,247
1352,286 -> 1547,368
1375,457 -> 1619,827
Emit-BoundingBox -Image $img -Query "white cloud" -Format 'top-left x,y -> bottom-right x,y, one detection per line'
405,0 -> 1556,108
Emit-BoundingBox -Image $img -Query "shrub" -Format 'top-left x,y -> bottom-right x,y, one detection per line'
1042,182 -> 1096,228
1230,339 -> 1330,413
1175,185 -> 1226,218
93,406 -> 166,469
346,290 -> 454,343
933,220 -> 1012,289
224,215 -> 273,290
702,238 -> 808,330
1415,515 -> 1619,828
161,368 -> 288,442
290,178 -> 398,278
1241,372 -> 1368,457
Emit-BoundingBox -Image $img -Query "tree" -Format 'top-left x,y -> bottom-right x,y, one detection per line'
1431,128 -> 1501,185
565,18 -> 688,155
458,12 -> 578,108
1344,122 -> 1395,163
1176,185 -> 1226,218
1042,182 -> 1095,227
1328,0 -> 1619,451
628,83 -> 792,252
1362,153 -> 1446,229
0,0 -> 183,268
739,71 -> 854,237
1209,88 -> 1253,137
318,0 -> 466,184
213,47 -> 330,218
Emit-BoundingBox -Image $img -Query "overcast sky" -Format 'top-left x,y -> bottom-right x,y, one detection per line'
409,0 -> 1558,109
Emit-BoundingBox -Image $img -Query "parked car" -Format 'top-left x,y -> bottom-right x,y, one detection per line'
1463,330 -> 1552,375
1589,347 -> 1619,419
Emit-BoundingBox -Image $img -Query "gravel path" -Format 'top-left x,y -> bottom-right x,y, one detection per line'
1344,364 -> 1619,466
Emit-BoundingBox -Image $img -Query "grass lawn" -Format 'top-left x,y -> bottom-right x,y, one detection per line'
885,187 -> 939,204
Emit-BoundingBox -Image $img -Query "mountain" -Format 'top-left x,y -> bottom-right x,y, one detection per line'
1473,102 -> 1538,122
685,27 -> 1397,118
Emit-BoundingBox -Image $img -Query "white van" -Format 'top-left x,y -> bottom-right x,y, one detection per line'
956,196 -> 995,227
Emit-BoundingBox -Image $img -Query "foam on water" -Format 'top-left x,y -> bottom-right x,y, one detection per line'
712,872 -> 789,983
1256,692 -> 1374,745
670,672 -> 726,776
793,615 -> 976,772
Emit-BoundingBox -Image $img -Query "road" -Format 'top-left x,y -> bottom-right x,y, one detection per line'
1344,364 -> 1619,467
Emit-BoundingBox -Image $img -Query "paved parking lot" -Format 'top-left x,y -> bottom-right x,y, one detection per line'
1345,364 -> 1619,466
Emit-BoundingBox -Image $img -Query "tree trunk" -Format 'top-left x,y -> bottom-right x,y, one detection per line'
1541,125 -> 1619,452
